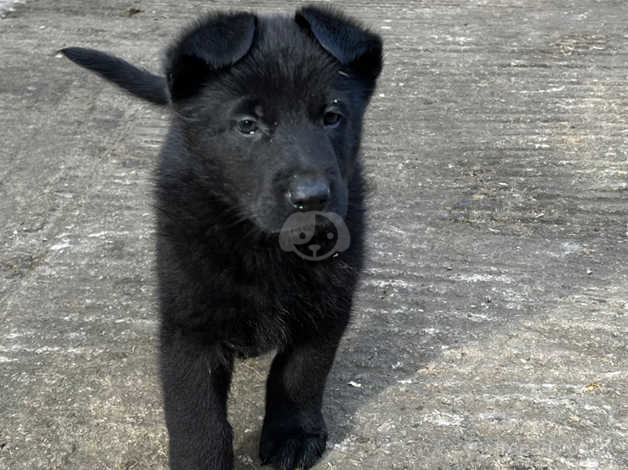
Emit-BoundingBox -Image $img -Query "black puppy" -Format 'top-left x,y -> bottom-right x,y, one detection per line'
62,5 -> 382,470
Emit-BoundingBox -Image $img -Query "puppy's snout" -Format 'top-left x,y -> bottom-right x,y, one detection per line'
288,176 -> 330,212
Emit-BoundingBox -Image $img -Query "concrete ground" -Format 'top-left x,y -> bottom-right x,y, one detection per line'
1,1 -> 627,469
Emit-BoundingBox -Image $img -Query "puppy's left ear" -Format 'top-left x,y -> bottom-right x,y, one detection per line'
295,5 -> 383,81
165,12 -> 257,101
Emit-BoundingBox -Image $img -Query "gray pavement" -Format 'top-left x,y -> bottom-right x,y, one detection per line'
1,1 -> 627,469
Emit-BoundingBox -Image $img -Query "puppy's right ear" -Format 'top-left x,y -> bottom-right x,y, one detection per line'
295,6 -> 383,82
165,12 -> 256,102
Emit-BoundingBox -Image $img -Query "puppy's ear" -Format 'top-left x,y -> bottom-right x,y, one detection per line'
60,47 -> 168,105
165,12 -> 256,101
295,5 -> 383,81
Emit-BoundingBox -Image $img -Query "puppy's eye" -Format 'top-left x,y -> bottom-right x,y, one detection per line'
323,111 -> 342,128
237,118 -> 258,135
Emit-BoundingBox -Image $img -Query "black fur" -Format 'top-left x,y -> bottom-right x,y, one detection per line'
61,47 -> 168,105
62,5 -> 382,470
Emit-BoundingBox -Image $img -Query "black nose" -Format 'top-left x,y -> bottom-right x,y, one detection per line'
288,177 -> 330,212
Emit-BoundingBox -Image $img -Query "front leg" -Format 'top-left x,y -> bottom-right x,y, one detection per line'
160,329 -> 234,470
260,331 -> 344,470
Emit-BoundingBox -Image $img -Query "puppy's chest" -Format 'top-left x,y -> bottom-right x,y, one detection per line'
243,267 -> 338,319
220,264 -> 347,355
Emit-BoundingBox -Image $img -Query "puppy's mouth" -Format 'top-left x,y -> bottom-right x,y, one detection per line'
294,240 -> 336,259
281,218 -> 331,234
248,195 -> 348,237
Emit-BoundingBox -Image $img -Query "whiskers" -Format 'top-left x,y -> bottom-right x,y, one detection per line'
215,204 -> 252,231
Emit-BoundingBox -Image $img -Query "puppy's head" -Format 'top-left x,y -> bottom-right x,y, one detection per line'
167,6 -> 383,234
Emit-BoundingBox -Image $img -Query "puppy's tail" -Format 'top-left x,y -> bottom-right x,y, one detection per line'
60,47 -> 169,106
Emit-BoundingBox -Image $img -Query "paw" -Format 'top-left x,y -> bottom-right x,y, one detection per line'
259,417 -> 327,470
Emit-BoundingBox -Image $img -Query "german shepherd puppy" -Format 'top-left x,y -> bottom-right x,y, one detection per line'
62,5 -> 382,469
